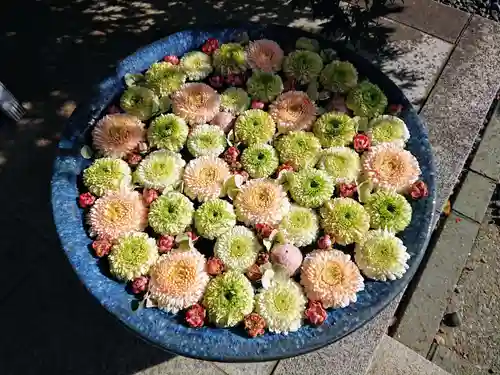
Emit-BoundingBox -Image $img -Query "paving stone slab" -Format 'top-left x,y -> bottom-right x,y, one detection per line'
368,335 -> 451,375
433,346 -> 486,375
135,358 -> 225,375
393,212 -> 480,356
213,362 -> 277,375
452,170 -> 496,222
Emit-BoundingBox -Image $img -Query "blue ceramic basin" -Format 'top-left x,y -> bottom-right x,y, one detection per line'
51,24 -> 436,362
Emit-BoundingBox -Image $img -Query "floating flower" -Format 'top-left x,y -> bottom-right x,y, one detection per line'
296,37 -> 320,52
212,43 -> 247,75
220,88 -> 251,115
278,204 -> 319,247
185,303 -> 206,328
283,50 -> 324,84
270,244 -> 303,276
409,180 -> 429,199
317,147 -> 361,184
288,168 -> 334,208
214,225 -> 262,272
203,270 -> 254,327
92,237 -> 112,257
194,199 -> 236,240
234,179 -> 290,226
346,81 -> 388,118
246,39 -> 284,73
92,114 -> 145,158
319,60 -> 358,93
339,183 -> 357,198
130,276 -> 149,295
320,197 -> 370,245
120,86 -> 160,121
362,143 -> 421,192
210,111 -> 235,133
234,109 -> 276,145
305,300 -> 327,326
127,153 -> 142,166
301,249 -> 364,308
157,235 -> 175,253
269,91 -> 317,133
88,189 -> 148,240
145,61 -> 187,96
148,249 -> 210,313
183,156 -> 231,202
355,229 -> 410,281
244,312 -> 266,337
255,278 -> 307,334
109,232 -> 158,281
79,192 -> 96,208
147,114 -> 189,152
172,83 -> 220,125
83,158 -> 132,197
134,150 -> 185,192
187,124 -> 226,157
317,235 -> 333,250
148,192 -> 194,236
241,144 -> 279,178
206,257 -> 225,276
246,71 -> 284,103
180,51 -> 213,81
365,190 -> 412,233
367,115 -> 410,146
246,264 -> 263,282
353,133 -> 371,153
274,131 -> 321,170
313,112 -> 356,147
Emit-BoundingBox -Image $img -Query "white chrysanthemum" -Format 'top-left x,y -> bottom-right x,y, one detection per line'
278,204 -> 319,247
180,51 -> 213,80
214,226 -> 262,272
367,115 -> 410,147
355,229 -> 410,281
148,249 -> 210,313
317,147 -> 361,184
186,124 -> 227,157
183,156 -> 231,202
135,150 -> 185,192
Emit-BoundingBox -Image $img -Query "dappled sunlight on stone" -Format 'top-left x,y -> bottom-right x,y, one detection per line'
57,101 -> 77,118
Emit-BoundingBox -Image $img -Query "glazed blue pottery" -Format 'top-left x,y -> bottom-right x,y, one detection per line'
51,24 -> 436,362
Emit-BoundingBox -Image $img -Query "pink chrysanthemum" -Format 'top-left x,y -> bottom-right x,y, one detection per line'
183,156 -> 231,202
234,178 -> 290,226
88,189 -> 148,240
362,143 -> 421,192
269,91 -> 317,133
172,83 -> 221,125
148,249 -> 210,313
301,249 -> 364,309
92,114 -> 145,158
246,39 -> 284,73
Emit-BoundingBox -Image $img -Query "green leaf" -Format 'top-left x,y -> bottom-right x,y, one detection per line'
306,79 -> 319,101
80,145 -> 93,159
353,116 -> 369,133
158,96 -> 171,113
131,299 -> 141,311
358,180 -> 373,203
226,129 -> 235,147
124,73 -> 144,88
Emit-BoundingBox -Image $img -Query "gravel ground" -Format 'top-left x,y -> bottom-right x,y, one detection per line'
434,0 -> 500,21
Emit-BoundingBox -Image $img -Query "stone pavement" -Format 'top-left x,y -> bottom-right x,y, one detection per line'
0,0 -> 500,374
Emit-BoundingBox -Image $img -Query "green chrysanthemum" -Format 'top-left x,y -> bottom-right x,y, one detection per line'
346,81 -> 388,118
313,112 -> 357,147
320,197 -> 370,245
296,37 -> 320,52
317,147 -> 361,184
180,51 -> 213,80
364,190 -> 412,233
234,109 -> 276,145
355,229 -> 410,281
120,86 -> 160,121
367,115 -> 410,146
194,199 -> 236,240
241,144 -> 279,178
283,50 -> 324,84
220,87 -> 251,115
214,225 -> 262,272
246,71 -> 284,103
145,62 -> 187,96
274,131 -> 321,170
186,124 -> 227,157
288,168 -> 334,208
148,191 -> 194,236
108,232 -> 158,281
213,43 -> 247,75
147,113 -> 189,152
278,204 -> 319,247
255,278 -> 307,334
134,150 -> 185,191
320,60 -> 358,93
83,158 -> 132,197
203,270 -> 254,327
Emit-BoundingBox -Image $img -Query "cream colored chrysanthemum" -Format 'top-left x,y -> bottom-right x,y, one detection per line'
234,179 -> 290,226
134,150 -> 185,192
214,225 -> 262,272
246,39 -> 284,73
92,114 -> 145,158
278,204 -> 319,247
172,83 -> 220,125
148,249 -> 210,313
367,115 -> 410,147
317,147 -> 361,184
183,156 -> 231,202
301,249 -> 364,308
269,91 -> 317,134
186,124 -> 226,157
88,188 -> 148,240
362,143 -> 421,192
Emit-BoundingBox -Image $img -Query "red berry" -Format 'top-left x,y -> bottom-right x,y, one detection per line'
251,100 -> 265,110
208,75 -> 224,89
256,252 -> 270,265
255,223 -> 274,239
206,257 -> 224,276
157,235 -> 175,253
410,180 -> 429,200
92,237 -> 112,258
163,55 -> 179,65
388,104 -> 403,115
246,264 -> 263,282
276,163 -> 294,177
353,133 -> 371,153
339,183 -> 357,198
305,300 -> 327,326
223,146 -> 240,164
126,153 -> 142,166
244,313 -> 266,337
317,235 -> 333,250
206,38 -> 219,48
142,189 -> 159,206
130,276 -> 149,294
185,304 -> 206,328
79,192 -> 96,208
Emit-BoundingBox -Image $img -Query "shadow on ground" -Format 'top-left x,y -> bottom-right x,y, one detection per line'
0,1 -> 413,374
